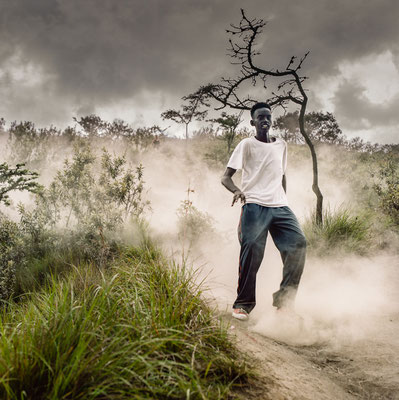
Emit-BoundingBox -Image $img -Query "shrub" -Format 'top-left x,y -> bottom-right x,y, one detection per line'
303,206 -> 371,255
0,246 -> 251,399
0,214 -> 23,302
17,142 -> 149,266
0,162 -> 41,206
176,198 -> 214,251
0,142 -> 151,299
372,156 -> 399,226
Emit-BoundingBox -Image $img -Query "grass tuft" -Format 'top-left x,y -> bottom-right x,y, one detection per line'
303,206 -> 371,255
0,244 -> 251,399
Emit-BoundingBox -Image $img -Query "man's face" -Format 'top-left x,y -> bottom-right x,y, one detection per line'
251,108 -> 272,135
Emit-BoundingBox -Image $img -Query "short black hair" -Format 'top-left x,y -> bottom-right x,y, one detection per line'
250,102 -> 271,118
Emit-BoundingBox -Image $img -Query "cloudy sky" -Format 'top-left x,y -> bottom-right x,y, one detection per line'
1,0 -> 399,143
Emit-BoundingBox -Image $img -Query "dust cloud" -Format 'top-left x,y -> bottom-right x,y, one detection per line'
2,131 -> 398,352
135,139 -> 399,355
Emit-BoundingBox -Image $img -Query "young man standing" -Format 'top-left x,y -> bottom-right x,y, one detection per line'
221,102 -> 307,321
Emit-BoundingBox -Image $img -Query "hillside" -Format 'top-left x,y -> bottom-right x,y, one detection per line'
1,121 -> 398,399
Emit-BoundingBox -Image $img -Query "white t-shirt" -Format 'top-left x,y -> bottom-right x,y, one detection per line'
227,137 -> 288,207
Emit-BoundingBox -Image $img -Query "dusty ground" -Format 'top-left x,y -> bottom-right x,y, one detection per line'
223,310 -> 399,400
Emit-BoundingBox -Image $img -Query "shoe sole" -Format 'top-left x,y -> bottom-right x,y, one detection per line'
232,312 -> 249,321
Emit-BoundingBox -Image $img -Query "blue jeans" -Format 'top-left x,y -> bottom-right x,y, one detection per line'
234,203 -> 306,312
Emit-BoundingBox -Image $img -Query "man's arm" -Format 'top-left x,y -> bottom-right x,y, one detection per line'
282,174 -> 287,193
221,167 -> 246,206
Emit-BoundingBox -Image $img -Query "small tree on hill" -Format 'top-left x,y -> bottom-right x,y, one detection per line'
273,111 -> 302,143
209,111 -> 243,154
161,95 -> 208,140
305,111 -> 344,145
274,110 -> 344,145
73,115 -> 108,137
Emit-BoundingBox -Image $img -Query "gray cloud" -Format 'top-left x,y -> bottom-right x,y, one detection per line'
333,79 -> 399,129
0,0 -> 399,141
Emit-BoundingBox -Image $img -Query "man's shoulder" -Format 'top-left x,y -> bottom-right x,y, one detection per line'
239,137 -> 253,144
232,137 -> 252,151
238,137 -> 253,147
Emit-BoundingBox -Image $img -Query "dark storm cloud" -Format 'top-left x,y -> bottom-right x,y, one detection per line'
0,0 -> 399,135
333,80 -> 399,129
0,0 -> 241,103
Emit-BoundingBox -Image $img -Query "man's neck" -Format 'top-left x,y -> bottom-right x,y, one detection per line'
255,133 -> 274,143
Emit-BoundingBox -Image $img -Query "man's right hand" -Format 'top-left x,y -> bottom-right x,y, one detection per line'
232,190 -> 246,206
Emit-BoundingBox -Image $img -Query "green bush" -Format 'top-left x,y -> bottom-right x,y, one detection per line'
176,199 -> 215,251
0,141 -> 151,300
372,156 -> 399,226
303,206 -> 371,255
0,214 -> 23,302
0,245 -> 251,399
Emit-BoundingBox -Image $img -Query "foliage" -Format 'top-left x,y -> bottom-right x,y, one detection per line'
372,156 -> 399,226
193,126 -> 252,169
100,149 -> 149,220
273,112 -> 303,143
129,125 -> 164,151
0,214 -> 23,302
0,246 -> 251,399
209,111 -> 243,155
7,121 -> 62,168
73,114 -> 109,137
177,190 -> 215,252
0,162 -> 41,206
9,141 -> 150,280
162,94 -> 208,139
32,141 -> 148,229
303,206 -> 371,255
273,110 -> 344,145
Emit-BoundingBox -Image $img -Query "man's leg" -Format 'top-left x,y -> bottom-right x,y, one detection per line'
269,206 -> 307,309
233,203 -> 272,313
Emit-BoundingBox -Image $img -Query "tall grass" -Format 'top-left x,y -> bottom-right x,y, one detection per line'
303,206 -> 371,255
0,245 -> 251,399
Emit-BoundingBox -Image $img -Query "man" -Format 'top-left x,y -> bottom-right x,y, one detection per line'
221,102 -> 306,321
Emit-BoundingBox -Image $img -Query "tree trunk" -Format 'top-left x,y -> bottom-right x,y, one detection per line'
185,123 -> 189,140
298,102 -> 323,225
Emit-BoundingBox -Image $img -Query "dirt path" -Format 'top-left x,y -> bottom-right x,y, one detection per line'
224,311 -> 399,400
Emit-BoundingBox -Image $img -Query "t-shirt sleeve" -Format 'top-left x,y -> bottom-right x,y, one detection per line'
227,140 -> 245,170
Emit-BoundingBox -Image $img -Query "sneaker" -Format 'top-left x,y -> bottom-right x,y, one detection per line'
232,308 -> 249,321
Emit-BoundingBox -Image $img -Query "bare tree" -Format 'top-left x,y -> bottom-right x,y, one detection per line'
161,95 -> 208,140
189,9 -> 324,224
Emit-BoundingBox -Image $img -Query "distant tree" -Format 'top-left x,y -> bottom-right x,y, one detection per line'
209,111 -> 243,154
132,126 -> 164,151
8,121 -> 41,166
161,95 -> 208,140
62,126 -> 79,142
345,136 -> 383,154
192,126 -> 218,139
0,163 -> 41,206
372,155 -> 399,225
273,111 -> 302,143
274,111 -> 344,145
188,9 -> 324,224
107,119 -> 134,139
73,115 -> 108,137
305,111 -> 344,144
